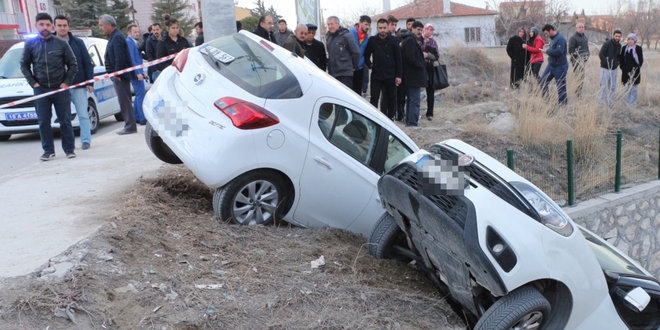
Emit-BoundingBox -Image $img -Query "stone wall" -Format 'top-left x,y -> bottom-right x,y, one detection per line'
565,180 -> 660,279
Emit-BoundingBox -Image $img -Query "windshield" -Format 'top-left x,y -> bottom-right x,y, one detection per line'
200,34 -> 302,99
580,227 -> 647,276
0,48 -> 24,79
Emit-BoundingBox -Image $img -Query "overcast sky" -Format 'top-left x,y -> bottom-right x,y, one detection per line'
235,0 -> 618,26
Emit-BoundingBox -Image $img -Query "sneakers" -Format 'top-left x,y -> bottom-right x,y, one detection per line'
40,153 -> 55,161
82,142 -> 90,150
66,152 -> 76,159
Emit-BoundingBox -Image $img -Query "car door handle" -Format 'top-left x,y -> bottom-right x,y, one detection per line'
314,156 -> 332,169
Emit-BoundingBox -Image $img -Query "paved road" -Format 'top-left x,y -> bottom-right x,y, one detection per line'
0,120 -> 164,278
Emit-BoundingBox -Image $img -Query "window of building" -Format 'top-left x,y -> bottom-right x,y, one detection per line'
464,27 -> 481,43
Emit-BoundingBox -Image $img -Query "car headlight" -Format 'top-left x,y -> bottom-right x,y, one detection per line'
510,181 -> 574,237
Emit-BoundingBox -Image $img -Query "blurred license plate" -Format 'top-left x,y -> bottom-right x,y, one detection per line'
5,112 -> 38,121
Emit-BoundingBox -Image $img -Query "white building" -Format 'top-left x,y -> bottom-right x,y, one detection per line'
378,0 -> 498,47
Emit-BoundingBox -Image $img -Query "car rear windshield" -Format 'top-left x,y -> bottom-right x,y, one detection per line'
200,34 -> 302,99
0,49 -> 24,79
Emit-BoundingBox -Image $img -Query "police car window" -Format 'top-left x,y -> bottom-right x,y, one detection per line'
88,45 -> 101,67
317,103 -> 377,166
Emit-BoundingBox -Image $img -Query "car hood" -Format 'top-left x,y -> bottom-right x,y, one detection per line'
0,79 -> 33,101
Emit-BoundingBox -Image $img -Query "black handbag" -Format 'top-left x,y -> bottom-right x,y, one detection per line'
432,63 -> 449,90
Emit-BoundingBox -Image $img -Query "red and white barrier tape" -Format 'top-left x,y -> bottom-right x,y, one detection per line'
0,53 -> 177,110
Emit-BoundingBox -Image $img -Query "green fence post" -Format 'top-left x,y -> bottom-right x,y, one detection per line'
567,140 -> 574,206
507,148 -> 514,171
615,130 -> 622,193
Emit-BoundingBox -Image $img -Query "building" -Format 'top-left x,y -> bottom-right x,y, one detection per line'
377,0 -> 498,47
0,0 -> 39,39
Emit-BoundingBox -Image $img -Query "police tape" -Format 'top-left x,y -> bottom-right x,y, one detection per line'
0,53 -> 178,110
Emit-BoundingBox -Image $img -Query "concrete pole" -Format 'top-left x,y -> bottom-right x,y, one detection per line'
201,0 -> 237,41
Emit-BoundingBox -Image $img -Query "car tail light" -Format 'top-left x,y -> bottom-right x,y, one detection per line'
214,97 -> 279,129
172,49 -> 190,72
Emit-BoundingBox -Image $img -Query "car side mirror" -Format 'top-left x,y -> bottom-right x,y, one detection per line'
623,287 -> 651,312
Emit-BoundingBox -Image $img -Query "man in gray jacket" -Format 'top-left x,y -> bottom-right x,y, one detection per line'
325,16 -> 360,88
568,20 -> 589,97
20,12 -> 78,161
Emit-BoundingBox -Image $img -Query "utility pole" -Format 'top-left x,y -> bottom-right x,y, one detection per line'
201,0 -> 237,40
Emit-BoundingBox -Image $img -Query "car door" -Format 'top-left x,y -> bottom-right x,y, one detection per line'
294,99 -> 386,236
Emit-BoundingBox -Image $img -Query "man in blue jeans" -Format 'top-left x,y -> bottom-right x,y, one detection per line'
539,24 -> 568,106
127,23 -> 147,125
54,14 -> 94,150
400,21 -> 427,127
20,12 -> 78,160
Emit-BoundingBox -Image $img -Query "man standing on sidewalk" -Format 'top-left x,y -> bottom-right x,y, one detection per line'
54,14 -> 94,150
20,12 -> 78,160
99,14 -> 137,135
127,23 -> 147,125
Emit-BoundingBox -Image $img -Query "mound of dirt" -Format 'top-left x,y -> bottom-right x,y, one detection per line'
0,166 -> 465,329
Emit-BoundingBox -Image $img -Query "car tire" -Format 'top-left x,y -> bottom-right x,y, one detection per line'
88,101 -> 99,134
144,123 -> 182,164
0,135 -> 10,141
114,113 -> 123,121
368,213 -> 414,262
474,286 -> 550,330
213,171 -> 289,226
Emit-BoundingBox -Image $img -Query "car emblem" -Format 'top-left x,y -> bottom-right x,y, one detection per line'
458,154 -> 474,166
193,73 -> 205,85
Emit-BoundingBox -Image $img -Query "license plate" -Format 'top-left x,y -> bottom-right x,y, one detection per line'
5,112 -> 38,121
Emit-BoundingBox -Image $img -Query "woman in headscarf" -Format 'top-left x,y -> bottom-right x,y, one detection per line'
419,23 -> 439,121
619,33 -> 643,107
523,26 -> 545,80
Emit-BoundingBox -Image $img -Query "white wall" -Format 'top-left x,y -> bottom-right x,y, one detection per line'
397,15 -> 497,47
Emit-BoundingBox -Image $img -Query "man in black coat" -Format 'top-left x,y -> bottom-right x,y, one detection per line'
303,24 -> 327,71
99,14 -> 137,135
506,27 -> 527,88
364,18 -> 402,119
400,21 -> 427,127
252,14 -> 275,42
145,23 -> 162,82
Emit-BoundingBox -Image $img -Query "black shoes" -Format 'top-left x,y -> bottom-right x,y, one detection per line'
117,129 -> 137,135
66,152 -> 76,159
40,153 -> 55,161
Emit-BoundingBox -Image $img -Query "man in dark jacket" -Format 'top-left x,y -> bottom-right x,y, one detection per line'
194,21 -> 204,46
20,12 -> 78,160
274,19 -> 293,46
400,21 -> 427,127
506,27 -> 526,88
325,16 -> 360,88
568,20 -> 589,97
99,14 -> 137,135
252,14 -> 275,42
598,29 -> 622,107
303,24 -> 327,71
539,24 -> 568,106
283,23 -> 307,57
54,14 -> 94,150
364,18 -> 402,119
145,23 -> 162,82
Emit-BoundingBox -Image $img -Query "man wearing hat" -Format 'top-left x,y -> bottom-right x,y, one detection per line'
304,24 -> 327,71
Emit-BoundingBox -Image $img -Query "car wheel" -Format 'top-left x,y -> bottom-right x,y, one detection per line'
368,213 -> 414,262
213,171 -> 289,226
144,123 -> 182,164
0,135 -> 10,141
474,286 -> 550,330
88,101 -> 99,134
114,113 -> 123,121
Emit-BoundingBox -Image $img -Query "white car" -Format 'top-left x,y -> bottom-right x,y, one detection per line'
143,30 -> 418,237
371,139 -> 660,330
0,37 -> 121,141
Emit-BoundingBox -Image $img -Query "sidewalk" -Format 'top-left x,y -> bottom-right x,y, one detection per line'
0,127 -> 164,278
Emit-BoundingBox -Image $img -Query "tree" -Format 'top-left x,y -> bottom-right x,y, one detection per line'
618,0 -> 660,49
249,0 -> 281,22
151,0 -> 195,36
57,0 -> 131,37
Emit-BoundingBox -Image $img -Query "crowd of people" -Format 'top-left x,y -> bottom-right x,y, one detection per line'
507,20 -> 643,108
250,13 -> 442,127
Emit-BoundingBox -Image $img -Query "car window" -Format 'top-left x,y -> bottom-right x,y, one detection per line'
384,134 -> 413,173
318,103 -> 376,165
88,44 -> 102,67
0,48 -> 24,79
200,34 -> 302,99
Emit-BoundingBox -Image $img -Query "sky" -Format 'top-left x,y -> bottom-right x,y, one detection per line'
236,0 -> 618,26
